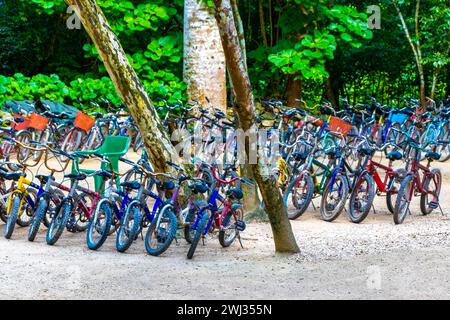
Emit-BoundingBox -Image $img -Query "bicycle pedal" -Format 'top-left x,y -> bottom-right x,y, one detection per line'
235,220 -> 246,232
429,201 -> 439,209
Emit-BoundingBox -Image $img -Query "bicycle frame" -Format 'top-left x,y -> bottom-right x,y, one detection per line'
404,158 -> 438,202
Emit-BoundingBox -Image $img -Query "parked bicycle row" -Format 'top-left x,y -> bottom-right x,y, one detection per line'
0,131 -> 254,259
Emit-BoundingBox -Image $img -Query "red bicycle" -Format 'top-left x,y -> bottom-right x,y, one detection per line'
393,132 -> 445,224
348,139 -> 405,223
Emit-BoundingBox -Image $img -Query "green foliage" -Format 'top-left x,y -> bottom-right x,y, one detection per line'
2,0 -> 186,105
0,73 -> 121,112
267,1 -> 372,81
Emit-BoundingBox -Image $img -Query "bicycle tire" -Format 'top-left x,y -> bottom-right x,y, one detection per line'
86,199 -> 113,250
28,197 -> 48,242
116,201 -> 142,253
46,199 -> 72,245
187,210 -> 210,260
144,206 -> 177,256
4,194 -> 21,239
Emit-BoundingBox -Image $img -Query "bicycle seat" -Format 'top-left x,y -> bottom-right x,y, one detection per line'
120,181 -> 141,190
157,180 -> 175,191
226,188 -> 243,200
425,151 -> 441,161
64,173 -> 88,181
358,147 -> 375,156
14,117 -> 25,123
188,182 -> 209,194
94,170 -> 113,179
292,152 -> 308,161
386,151 -> 403,161
0,172 -> 24,181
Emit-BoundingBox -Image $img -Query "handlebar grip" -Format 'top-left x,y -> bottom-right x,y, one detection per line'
73,152 -> 89,159
166,160 -> 183,171
55,149 -> 74,160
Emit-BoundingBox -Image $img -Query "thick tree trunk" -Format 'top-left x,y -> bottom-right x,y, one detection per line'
184,0 -> 227,111
64,0 -> 179,173
213,0 -> 299,253
324,77 -> 338,108
287,75 -> 302,107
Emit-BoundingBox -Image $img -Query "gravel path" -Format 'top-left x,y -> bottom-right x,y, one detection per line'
0,156 -> 449,300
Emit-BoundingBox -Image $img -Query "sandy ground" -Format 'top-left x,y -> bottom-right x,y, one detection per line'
0,152 -> 449,300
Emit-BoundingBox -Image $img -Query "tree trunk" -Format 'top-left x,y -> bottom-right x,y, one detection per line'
258,0 -> 268,47
184,0 -> 227,111
286,75 -> 302,107
213,0 -> 299,254
324,77 -> 338,108
394,0 -> 426,103
64,0 -> 179,173
430,66 -> 441,100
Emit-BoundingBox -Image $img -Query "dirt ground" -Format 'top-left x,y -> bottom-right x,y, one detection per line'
0,152 -> 449,300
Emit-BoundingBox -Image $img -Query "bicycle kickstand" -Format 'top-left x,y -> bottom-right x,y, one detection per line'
438,203 -> 445,216
237,233 -> 244,249
311,200 -> 317,211
372,204 -> 377,215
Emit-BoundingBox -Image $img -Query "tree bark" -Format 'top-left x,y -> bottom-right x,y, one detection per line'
287,75 -> 302,107
430,66 -> 441,100
64,0 -> 179,173
184,0 -> 227,111
393,0 -> 426,103
258,0 -> 268,47
213,0 -> 299,253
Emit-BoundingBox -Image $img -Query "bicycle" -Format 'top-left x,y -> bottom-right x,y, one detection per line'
186,164 -> 252,259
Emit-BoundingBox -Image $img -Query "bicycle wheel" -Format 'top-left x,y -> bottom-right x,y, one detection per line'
394,174 -> 414,224
320,174 -> 349,222
219,204 -> 243,247
43,189 -> 64,228
4,194 -> 21,239
74,192 -> 93,232
184,201 -> 206,244
420,168 -> 442,215
187,210 -> 211,260
348,173 -> 376,223
145,206 -> 177,256
86,199 -> 113,250
283,173 -> 314,220
116,201 -> 142,253
60,129 -> 83,161
46,199 -> 72,245
15,130 -> 32,163
16,188 -> 37,227
28,197 -> 49,241
386,169 -> 406,214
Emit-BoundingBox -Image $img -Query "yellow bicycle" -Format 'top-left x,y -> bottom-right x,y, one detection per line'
3,138 -> 45,239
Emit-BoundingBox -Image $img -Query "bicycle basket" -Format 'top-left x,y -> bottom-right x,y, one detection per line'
74,111 -> 95,133
29,113 -> 49,131
328,116 -> 352,137
11,113 -> 30,131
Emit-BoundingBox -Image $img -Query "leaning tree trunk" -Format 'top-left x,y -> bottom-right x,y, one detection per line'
184,0 -> 227,111
64,0 -> 179,173
213,0 -> 299,253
